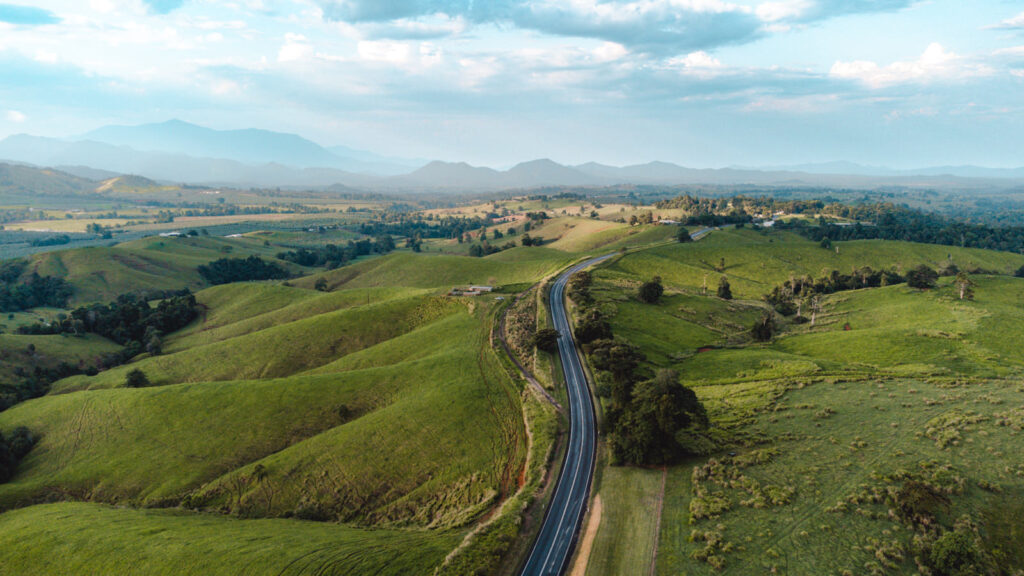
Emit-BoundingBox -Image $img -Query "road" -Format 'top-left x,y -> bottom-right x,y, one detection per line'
520,253 -> 613,576
520,228 -> 715,576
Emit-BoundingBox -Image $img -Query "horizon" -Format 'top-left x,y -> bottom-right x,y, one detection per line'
1,1 -> 1022,168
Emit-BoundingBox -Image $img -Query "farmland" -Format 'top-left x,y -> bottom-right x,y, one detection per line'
578,227 -> 1024,575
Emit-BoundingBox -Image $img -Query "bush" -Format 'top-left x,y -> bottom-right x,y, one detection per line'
638,276 -> 664,303
907,265 -> 939,290
124,368 -> 151,388
531,328 -> 560,352
717,277 -> 732,300
752,314 -> 775,342
677,227 -> 693,243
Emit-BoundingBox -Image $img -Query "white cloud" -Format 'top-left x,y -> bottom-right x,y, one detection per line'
357,40 -> 413,64
830,43 -> 991,88
278,33 -> 314,62
6,110 -> 27,123
992,10 -> 1024,30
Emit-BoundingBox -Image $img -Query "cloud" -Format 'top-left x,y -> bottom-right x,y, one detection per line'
991,10 -> 1024,30
318,0 -> 764,55
0,4 -> 60,26
5,110 -> 27,123
830,43 -> 991,88
143,0 -> 186,14
758,0 -> 914,23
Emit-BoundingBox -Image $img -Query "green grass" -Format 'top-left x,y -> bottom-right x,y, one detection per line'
298,248 -> 575,291
0,333 -> 122,384
0,298 -> 525,535
581,229 -> 1024,575
586,466 -> 664,576
29,235 -> 303,305
603,228 -> 1024,300
51,292 -> 453,392
0,502 -> 459,576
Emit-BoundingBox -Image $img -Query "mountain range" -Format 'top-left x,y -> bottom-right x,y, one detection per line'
0,120 -> 1022,192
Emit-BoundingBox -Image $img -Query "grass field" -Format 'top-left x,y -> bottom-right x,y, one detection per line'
581,230 -> 1024,576
0,250 -> 536,573
0,502 -> 459,576
28,235 -> 303,304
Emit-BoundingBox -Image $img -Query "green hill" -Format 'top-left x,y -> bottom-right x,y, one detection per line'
580,229 -> 1024,576
0,502 -> 458,576
29,235 -> 301,305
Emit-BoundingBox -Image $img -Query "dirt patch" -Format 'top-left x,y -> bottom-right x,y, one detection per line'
570,495 -> 603,576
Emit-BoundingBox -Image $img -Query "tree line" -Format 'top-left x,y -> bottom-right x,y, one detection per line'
276,236 -> 396,268
0,260 -> 73,312
197,256 -> 290,285
556,270 -> 711,465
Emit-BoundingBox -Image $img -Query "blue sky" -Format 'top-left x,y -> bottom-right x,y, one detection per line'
0,0 -> 1022,168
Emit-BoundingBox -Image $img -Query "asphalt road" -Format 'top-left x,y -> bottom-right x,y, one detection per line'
520,253 -> 613,576
520,229 -> 715,576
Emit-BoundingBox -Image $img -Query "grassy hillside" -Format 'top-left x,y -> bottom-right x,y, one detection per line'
0,502 -> 459,576
51,292 -> 451,392
0,280 -> 529,573
581,230 -> 1024,576
298,248 -> 575,291
602,227 -> 1024,300
29,235 -> 300,304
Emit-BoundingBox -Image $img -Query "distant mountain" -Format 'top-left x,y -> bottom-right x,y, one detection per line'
390,161 -> 504,190
0,135 -> 378,189
0,162 -> 96,196
80,120 -> 422,175
506,159 -> 601,188
84,120 -> 341,169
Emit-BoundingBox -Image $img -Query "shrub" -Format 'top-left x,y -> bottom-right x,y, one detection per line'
531,328 -> 560,352
124,368 -> 151,388
638,276 -> 664,303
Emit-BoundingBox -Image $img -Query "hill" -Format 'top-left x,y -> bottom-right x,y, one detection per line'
577,228 -> 1024,576
0,276 -> 535,573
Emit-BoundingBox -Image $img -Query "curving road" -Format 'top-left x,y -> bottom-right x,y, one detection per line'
520,228 -> 715,576
520,254 -> 613,576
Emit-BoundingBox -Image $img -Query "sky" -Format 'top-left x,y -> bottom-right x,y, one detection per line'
0,0 -> 1022,168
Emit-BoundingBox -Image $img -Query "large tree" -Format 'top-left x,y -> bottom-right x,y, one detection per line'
611,370 -> 709,465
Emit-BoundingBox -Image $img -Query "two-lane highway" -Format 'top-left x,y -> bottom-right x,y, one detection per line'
520,254 -> 613,576
520,229 -> 715,576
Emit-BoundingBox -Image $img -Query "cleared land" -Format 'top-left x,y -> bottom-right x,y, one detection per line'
582,228 -> 1024,576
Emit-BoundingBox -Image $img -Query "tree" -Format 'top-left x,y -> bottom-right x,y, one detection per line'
819,237 -> 832,249
610,370 -> 709,465
468,243 -> 485,257
574,309 -> 612,344
752,313 -> 775,342
314,277 -> 328,292
638,276 -> 664,304
954,271 -> 974,300
906,265 -> 938,290
717,277 -> 732,300
1015,264 -> 1024,278
531,328 -> 560,352
124,368 -> 151,388
676,227 -> 693,243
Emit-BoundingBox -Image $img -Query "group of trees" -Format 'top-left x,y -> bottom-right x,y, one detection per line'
276,236 -> 395,268
777,206 -> 1024,255
19,290 -> 199,358
0,261 -> 73,312
560,269 -> 710,465
356,214 -> 489,242
197,256 -> 290,285
0,427 -> 35,483
586,337 -> 710,465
